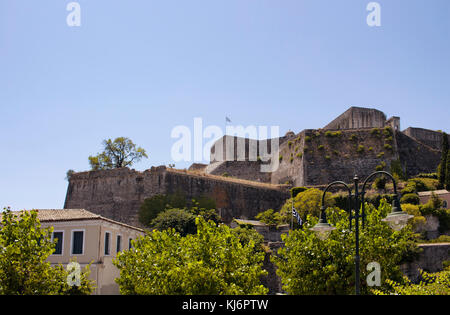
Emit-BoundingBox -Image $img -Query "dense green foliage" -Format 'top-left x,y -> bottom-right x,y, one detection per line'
400,193 -> 420,205
438,132 -> 448,188
273,200 -> 420,295
446,150 -> 450,190
139,192 -> 217,227
0,208 -> 94,295
373,268 -> 450,295
113,217 -> 268,295
88,137 -> 148,170
151,208 -> 197,236
280,188 -> 334,224
255,209 -> 283,226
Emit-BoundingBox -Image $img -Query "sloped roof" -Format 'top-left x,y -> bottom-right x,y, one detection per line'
1,209 -> 144,233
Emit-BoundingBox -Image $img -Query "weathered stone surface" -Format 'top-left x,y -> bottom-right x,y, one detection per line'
323,106 -> 386,130
64,167 -> 290,227
403,127 -> 449,151
401,243 -> 450,283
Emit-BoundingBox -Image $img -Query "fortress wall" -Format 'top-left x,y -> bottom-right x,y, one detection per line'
403,127 -> 447,151
300,128 -> 398,185
205,160 -> 272,182
270,130 -> 306,186
395,132 -> 441,177
324,107 -> 387,130
64,167 -> 290,227
210,133 -> 295,163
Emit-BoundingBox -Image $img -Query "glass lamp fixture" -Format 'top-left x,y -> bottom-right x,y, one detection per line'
381,197 -> 414,231
310,207 -> 336,240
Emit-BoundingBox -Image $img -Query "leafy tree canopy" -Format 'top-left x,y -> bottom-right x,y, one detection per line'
88,137 -> 148,170
273,199 -> 420,295
0,208 -> 94,295
113,217 -> 268,295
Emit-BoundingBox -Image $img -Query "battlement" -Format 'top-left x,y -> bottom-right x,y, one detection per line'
64,166 -> 290,227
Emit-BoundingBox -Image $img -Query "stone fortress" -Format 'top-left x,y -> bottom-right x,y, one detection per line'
203,106 -> 445,186
64,107 -> 448,228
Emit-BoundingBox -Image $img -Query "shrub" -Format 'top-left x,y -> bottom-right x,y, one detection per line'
370,128 -> 381,136
151,208 -> 197,236
373,176 -> 387,190
274,199 -> 420,295
291,187 -> 308,198
377,152 -> 385,158
383,126 -> 393,137
114,217 -> 268,295
384,144 -> 393,151
373,268 -> 450,295
400,193 -> 420,205
376,161 -> 386,171
255,209 -> 283,226
349,134 -> 358,141
357,145 -> 365,153
390,159 -> 406,180
280,188 -> 334,222
417,173 -> 438,179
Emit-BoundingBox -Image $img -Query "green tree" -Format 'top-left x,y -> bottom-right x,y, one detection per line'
65,169 -> 75,181
231,226 -> 265,253
151,208 -> 197,237
438,132 -> 449,188
373,268 -> 450,295
113,217 -> 268,295
280,188 -> 334,223
255,209 -> 283,226
446,150 -> 450,190
0,208 -> 94,295
272,199 -> 420,295
138,194 -> 172,226
88,137 -> 148,170
139,193 -> 219,227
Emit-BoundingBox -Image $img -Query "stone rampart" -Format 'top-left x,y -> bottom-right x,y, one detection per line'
64,167 -> 290,227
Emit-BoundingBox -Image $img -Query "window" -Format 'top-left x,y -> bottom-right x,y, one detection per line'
116,235 -> 122,253
129,238 -> 133,249
52,231 -> 64,255
443,200 -> 448,208
105,232 -> 111,256
71,231 -> 84,255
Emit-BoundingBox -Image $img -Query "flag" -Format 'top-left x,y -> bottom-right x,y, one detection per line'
225,116 -> 232,123
292,207 -> 303,227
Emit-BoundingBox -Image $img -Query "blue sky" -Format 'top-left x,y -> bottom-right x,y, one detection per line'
1,0 -> 449,210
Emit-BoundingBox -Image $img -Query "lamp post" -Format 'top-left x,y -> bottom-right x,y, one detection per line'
310,171 -> 413,295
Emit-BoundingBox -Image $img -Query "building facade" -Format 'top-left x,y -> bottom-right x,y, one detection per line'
36,209 -> 144,295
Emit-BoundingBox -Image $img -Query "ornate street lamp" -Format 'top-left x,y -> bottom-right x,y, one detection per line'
310,171 -> 413,294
